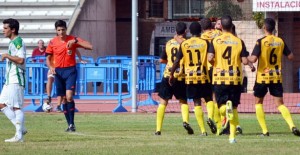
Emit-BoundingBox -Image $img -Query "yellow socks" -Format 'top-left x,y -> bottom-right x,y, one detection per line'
156,104 -> 166,132
219,105 -> 226,118
181,103 -> 189,123
206,101 -> 214,120
213,102 -> 219,121
278,104 -> 295,130
236,111 -> 240,126
255,104 -> 268,134
194,106 -> 206,133
213,104 -> 222,135
229,109 -> 238,140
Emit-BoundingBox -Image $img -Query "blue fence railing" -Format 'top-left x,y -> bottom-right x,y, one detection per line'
0,55 -> 165,112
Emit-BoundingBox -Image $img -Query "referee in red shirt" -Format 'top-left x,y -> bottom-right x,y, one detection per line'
46,20 -> 93,132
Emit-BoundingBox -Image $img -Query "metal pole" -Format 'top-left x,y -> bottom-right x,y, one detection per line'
131,0 -> 138,113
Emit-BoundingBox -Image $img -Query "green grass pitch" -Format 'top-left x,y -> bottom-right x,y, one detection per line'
0,113 -> 300,155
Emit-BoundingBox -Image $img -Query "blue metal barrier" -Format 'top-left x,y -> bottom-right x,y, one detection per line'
0,63 -> 5,92
136,62 -> 158,106
76,56 -> 94,63
73,63 -> 130,112
23,63 -> 48,112
76,56 -> 95,95
96,56 -> 132,96
0,56 -> 161,112
99,56 -> 160,107
159,63 -> 166,82
26,56 -> 46,63
22,61 -> 130,112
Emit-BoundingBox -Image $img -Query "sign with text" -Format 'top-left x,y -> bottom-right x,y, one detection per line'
154,22 -> 192,37
253,0 -> 300,12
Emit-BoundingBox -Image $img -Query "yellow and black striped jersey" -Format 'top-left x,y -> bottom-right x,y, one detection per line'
252,35 -> 291,84
201,30 -> 222,69
161,38 -> 185,81
201,30 -> 215,43
176,37 -> 210,84
211,29 -> 222,39
209,32 -> 249,85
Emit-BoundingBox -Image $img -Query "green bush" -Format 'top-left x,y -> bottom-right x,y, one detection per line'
253,12 -> 265,29
206,0 -> 243,20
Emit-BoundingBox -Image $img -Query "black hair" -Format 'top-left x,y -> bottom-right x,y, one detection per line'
221,15 -> 233,31
189,21 -> 201,35
200,18 -> 212,31
264,18 -> 275,33
55,20 -> 67,29
176,22 -> 187,35
3,18 -> 19,35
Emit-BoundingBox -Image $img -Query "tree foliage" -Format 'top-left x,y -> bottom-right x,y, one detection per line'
252,12 -> 265,29
205,0 -> 243,20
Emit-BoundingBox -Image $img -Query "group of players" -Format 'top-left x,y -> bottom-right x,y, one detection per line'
155,15 -> 300,143
1,15 -> 299,143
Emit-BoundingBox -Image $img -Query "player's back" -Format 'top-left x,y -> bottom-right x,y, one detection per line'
164,38 -> 185,80
211,29 -> 222,39
212,32 -> 245,85
255,35 -> 285,84
181,37 -> 210,84
201,30 -> 214,43
201,29 -> 221,69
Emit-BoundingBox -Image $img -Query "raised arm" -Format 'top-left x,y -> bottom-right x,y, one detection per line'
76,38 -> 93,50
67,37 -> 93,50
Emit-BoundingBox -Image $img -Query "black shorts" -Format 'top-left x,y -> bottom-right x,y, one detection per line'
214,84 -> 242,107
55,66 -> 77,96
158,77 -> 187,100
208,68 -> 214,91
186,83 -> 212,102
253,83 -> 283,98
209,68 -> 213,82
